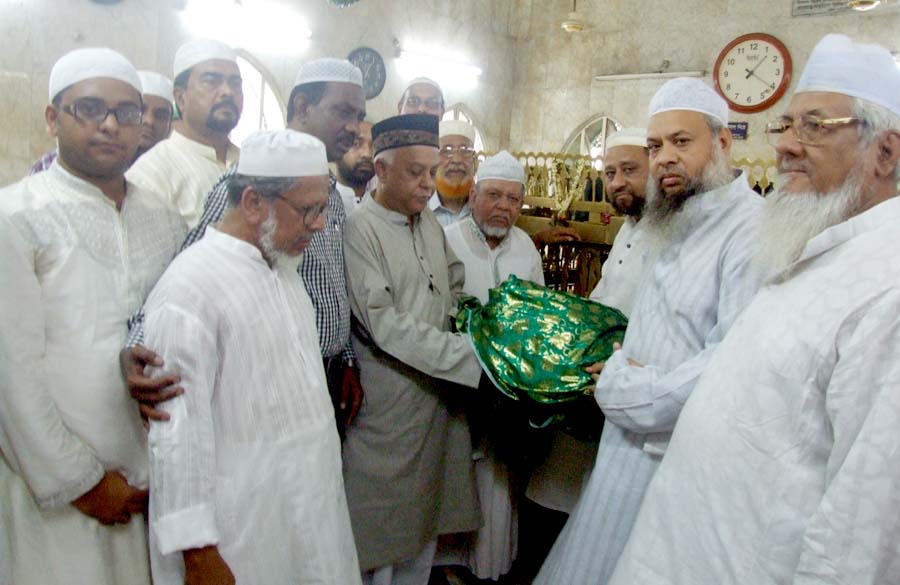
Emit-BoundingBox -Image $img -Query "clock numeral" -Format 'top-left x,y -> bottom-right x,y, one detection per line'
726,83 -> 732,91
723,70 -> 729,78
775,68 -> 781,76
727,58 -> 736,66
773,56 -> 779,63
760,91 -> 767,100
747,96 -> 752,104
770,83 -> 775,90
737,47 -> 745,55
750,42 -> 758,50
734,93 -> 740,100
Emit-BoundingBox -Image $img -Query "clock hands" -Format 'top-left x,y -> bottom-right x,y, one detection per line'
744,55 -> 768,79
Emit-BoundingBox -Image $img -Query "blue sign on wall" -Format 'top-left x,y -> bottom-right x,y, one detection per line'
728,121 -> 749,140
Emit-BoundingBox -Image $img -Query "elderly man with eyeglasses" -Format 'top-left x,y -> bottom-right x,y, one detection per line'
607,34 -> 900,585
142,129 -> 361,585
429,119 -> 478,226
0,47 -> 186,585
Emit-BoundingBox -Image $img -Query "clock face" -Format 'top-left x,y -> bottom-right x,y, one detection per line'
348,47 -> 386,100
714,33 -> 792,114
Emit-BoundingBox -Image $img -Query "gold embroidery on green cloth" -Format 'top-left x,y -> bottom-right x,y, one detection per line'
455,275 -> 628,406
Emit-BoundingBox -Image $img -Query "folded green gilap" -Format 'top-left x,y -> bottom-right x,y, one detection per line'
455,276 -> 628,441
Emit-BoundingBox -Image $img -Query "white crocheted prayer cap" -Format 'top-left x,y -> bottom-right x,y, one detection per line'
137,71 -> 174,103
173,38 -> 236,79
237,130 -> 328,178
476,150 -> 525,184
294,58 -> 362,88
606,127 -> 647,150
49,47 -> 141,102
649,77 -> 729,125
439,120 -> 475,142
797,33 -> 900,118
406,77 -> 442,92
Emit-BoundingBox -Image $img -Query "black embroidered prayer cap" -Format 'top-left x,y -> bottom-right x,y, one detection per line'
371,113 -> 439,156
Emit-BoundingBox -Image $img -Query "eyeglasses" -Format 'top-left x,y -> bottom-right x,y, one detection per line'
61,97 -> 143,126
481,190 -> 523,207
765,115 -> 862,147
404,96 -> 443,111
277,196 -> 328,227
439,145 -> 476,159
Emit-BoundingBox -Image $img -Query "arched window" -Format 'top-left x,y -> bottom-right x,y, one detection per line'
561,114 -> 621,164
442,104 -> 486,153
230,52 -> 286,146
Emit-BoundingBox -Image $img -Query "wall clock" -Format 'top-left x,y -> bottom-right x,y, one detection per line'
713,33 -> 792,114
348,47 -> 387,100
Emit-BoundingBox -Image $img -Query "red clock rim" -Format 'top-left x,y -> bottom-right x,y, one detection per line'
713,32 -> 793,114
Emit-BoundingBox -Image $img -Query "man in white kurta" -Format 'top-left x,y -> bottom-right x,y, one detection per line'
609,34 -> 900,585
144,130 -> 360,585
535,78 -> 764,585
0,48 -> 186,585
128,39 -> 241,227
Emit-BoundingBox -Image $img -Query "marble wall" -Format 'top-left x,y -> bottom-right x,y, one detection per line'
507,0 -> 900,162
0,0 -> 518,186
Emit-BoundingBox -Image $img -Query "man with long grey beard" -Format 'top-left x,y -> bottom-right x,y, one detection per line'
534,77 -> 764,585
607,34 -> 900,585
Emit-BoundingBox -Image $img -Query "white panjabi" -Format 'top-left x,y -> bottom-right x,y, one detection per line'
48,47 -> 141,102
173,38 -> 236,78
294,57 -> 363,87
476,151 -> 525,184
796,33 -> 900,117
137,71 -> 174,102
237,129 -> 328,178
439,120 -> 476,142
606,127 -> 648,150
648,77 -> 729,125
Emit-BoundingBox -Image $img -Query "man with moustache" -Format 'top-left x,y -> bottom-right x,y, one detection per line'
535,77 -> 763,585
336,119 -> 374,213
29,70 -> 176,174
143,130 -> 360,585
0,47 -> 185,585
430,120 -> 477,227
399,77 -> 445,117
343,113 -> 483,585
587,128 -> 653,317
609,34 -> 900,585
128,39 -> 242,227
122,58 -> 367,435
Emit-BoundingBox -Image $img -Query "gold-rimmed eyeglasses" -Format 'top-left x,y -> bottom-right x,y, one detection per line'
765,115 -> 862,147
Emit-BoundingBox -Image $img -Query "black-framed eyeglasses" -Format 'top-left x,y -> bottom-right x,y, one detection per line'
277,196 -> 328,227
61,97 -> 143,126
404,96 -> 443,111
765,115 -> 862,147
439,145 -> 476,159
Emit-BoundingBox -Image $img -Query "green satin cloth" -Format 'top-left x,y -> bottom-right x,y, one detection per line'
455,275 -> 628,406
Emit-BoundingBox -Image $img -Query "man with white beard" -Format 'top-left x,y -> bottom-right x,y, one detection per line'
534,77 -> 764,585
608,34 -> 900,585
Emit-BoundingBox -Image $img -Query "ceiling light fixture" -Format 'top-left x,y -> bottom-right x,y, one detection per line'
181,0 -> 310,54
396,42 -> 482,91
561,0 -> 587,32
848,0 -> 881,10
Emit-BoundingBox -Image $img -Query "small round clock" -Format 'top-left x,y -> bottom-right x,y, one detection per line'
714,33 -> 792,114
348,47 -> 387,100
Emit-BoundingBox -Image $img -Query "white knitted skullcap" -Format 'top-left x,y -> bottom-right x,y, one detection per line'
137,71 -> 174,103
237,130 -> 328,178
606,127 -> 647,150
439,120 -> 475,142
173,38 -> 236,79
49,47 -> 141,102
476,150 -> 525,184
294,58 -> 362,88
649,77 -> 729,125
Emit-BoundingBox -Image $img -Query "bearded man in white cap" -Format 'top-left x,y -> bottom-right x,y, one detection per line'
608,34 -> 900,585
430,119 -> 477,226
535,77 -> 764,585
143,129 -> 360,585
128,38 -> 242,227
588,127 -> 653,317
343,113 -> 483,585
0,47 -> 186,585
121,57 -> 367,438
28,69 -> 176,174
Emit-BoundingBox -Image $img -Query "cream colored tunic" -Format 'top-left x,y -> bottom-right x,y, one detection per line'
127,130 -> 238,228
343,196 -> 483,571
0,162 -> 185,585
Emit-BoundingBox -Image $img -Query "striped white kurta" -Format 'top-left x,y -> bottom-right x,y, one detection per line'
127,130 -> 238,228
535,173 -> 764,585
144,228 -> 360,585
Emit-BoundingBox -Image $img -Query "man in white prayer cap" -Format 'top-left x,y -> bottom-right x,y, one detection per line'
399,76 -> 445,117
128,38 -> 242,227
608,33 -> 900,585
0,47 -> 187,585
122,58 -> 367,445
535,77 -> 764,585
143,129 -> 361,585
28,69 -> 176,174
438,150 -> 543,581
430,119 -> 477,226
